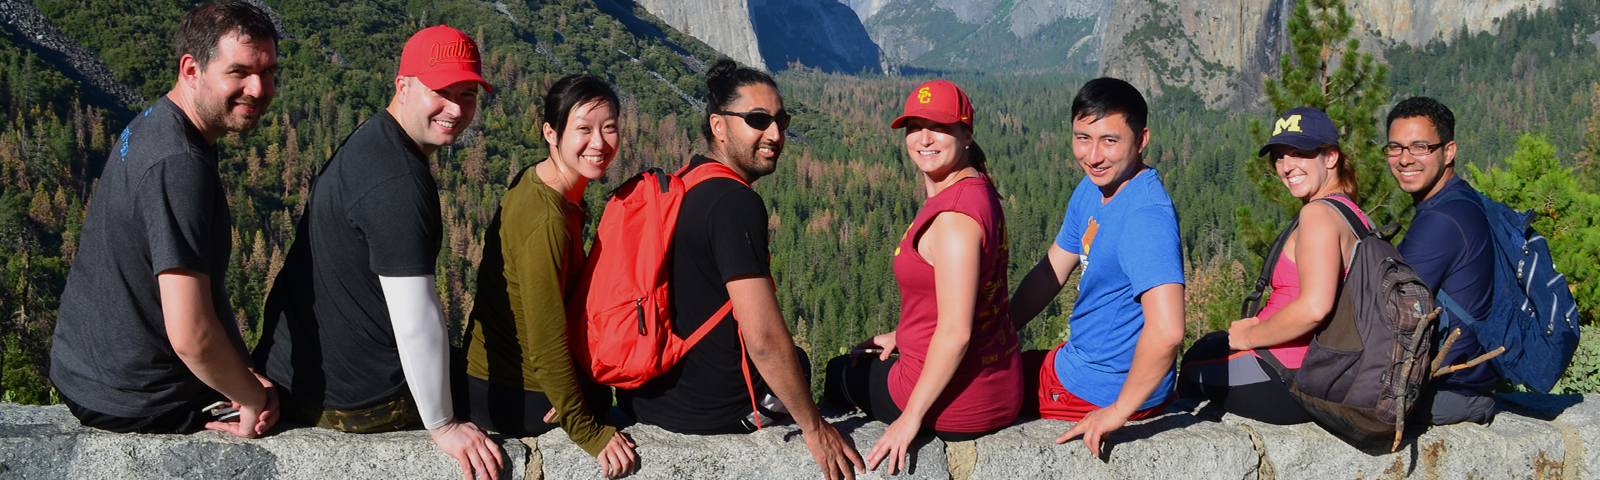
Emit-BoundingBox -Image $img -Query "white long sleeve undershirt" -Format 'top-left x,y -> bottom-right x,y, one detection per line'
377,275 -> 454,430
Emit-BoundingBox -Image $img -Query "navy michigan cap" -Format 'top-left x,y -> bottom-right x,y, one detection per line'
1258,106 -> 1339,156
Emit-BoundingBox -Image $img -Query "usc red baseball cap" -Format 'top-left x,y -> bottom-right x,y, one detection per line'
397,25 -> 493,93
890,79 -> 973,129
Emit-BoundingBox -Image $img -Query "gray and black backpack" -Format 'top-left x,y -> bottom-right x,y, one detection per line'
1243,196 -> 1439,451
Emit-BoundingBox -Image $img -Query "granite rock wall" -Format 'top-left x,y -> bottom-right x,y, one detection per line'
2,393 -> 1594,479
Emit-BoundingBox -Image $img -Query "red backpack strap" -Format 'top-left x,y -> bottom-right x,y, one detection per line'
677,160 -> 748,189
739,328 -> 760,430
680,301 -> 734,346
678,302 -> 762,430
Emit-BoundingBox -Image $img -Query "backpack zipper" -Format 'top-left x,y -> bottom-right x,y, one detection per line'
635,298 -> 646,335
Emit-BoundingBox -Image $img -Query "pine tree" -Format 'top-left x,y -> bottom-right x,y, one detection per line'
1237,0 -> 1393,270
1576,82 -> 1600,194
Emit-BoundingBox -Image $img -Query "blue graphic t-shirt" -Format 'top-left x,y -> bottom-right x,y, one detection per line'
1052,168 -> 1185,409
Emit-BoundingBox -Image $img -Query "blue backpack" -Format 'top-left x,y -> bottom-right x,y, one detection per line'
1431,188 -> 1581,393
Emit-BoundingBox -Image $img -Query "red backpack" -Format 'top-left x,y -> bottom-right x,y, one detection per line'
573,161 -> 756,400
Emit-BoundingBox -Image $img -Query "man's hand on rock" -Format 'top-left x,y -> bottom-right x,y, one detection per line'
1055,402 -> 1134,458
802,419 -> 864,480
251,372 -> 279,436
204,375 -> 274,439
429,419 -> 504,480
203,396 -> 264,439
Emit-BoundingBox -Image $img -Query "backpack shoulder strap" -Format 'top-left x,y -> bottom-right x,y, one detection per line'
1242,218 -> 1299,319
1253,347 -> 1294,384
1316,196 -> 1373,239
678,160 -> 749,190
1436,289 -> 1477,328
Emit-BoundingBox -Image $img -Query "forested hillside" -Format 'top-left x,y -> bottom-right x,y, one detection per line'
3,0 -> 1599,403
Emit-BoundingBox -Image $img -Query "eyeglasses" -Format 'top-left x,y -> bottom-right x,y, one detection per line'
715,110 -> 791,132
1385,141 -> 1445,157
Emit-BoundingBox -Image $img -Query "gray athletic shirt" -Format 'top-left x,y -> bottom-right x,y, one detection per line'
49,96 -> 240,418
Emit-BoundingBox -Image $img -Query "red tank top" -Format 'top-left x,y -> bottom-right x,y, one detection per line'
1254,194 -> 1370,368
888,174 -> 1023,433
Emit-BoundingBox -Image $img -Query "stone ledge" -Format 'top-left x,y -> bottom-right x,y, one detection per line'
1,393 -> 1592,479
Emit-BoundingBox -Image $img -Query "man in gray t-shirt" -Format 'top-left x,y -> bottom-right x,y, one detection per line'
48,0 -> 280,438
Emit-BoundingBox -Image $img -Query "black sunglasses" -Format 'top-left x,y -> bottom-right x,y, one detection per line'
715,110 -> 791,131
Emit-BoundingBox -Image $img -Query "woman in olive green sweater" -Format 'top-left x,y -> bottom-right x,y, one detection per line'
460,74 -> 636,478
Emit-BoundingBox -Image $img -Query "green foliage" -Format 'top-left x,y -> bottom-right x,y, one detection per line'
3,335 -> 59,404
1241,0 -> 1395,272
1387,1 -> 1600,173
1579,82 -> 1600,193
0,35 -> 105,404
1554,330 -> 1600,394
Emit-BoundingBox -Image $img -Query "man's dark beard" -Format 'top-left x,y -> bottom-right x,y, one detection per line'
729,136 -> 779,180
196,92 -> 265,133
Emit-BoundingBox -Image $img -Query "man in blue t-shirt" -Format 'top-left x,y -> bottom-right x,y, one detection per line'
1011,78 -> 1186,457
1385,97 -> 1498,424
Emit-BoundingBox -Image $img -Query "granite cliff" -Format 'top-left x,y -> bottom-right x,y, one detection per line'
1097,0 -> 1560,109
646,0 -> 1559,108
852,0 -> 1108,73
629,0 -> 878,73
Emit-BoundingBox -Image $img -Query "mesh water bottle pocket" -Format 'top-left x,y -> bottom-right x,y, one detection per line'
1296,339 -> 1362,400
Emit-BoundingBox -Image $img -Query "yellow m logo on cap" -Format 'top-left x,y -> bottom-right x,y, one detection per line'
1273,115 -> 1302,135
917,87 -> 932,104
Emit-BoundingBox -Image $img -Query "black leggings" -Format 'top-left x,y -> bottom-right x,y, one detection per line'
462,375 -> 613,437
61,388 -> 226,434
1178,332 -> 1311,425
821,353 -> 993,442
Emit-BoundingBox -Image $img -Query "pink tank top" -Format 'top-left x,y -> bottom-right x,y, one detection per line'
888,175 -> 1023,433
1253,195 -> 1370,369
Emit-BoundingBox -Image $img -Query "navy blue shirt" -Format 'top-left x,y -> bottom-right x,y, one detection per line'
1398,176 -> 1498,395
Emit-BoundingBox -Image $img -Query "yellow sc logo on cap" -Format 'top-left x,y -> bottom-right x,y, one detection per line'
917,87 -> 932,104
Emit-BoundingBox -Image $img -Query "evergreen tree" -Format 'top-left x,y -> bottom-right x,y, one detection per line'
1578,82 -> 1600,194
1237,0 -> 1394,270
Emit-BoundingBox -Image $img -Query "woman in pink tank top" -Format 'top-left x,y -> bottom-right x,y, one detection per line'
1178,106 -> 1369,424
820,80 -> 1022,475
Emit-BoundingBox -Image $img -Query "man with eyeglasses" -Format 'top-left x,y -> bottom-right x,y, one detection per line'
1385,96 -> 1498,425
617,58 -> 865,480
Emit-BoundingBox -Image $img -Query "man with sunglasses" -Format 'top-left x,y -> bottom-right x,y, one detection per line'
1385,96 -> 1498,425
618,59 -> 865,480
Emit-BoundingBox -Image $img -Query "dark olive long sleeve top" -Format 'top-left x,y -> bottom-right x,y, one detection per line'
465,166 -> 611,455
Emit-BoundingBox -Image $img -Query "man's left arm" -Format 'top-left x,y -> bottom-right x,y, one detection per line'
1055,283 -> 1184,455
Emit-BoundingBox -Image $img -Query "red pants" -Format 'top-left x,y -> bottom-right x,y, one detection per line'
1023,345 -> 1171,422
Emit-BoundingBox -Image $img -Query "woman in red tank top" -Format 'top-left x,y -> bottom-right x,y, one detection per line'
1178,106 -> 1369,424
820,80 -> 1023,475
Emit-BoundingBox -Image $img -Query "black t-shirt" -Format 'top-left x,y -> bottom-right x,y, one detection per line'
621,156 -> 772,432
49,96 -> 239,418
253,110 -> 442,410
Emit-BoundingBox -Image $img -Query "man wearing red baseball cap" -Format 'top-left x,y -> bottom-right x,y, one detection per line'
254,25 -> 503,480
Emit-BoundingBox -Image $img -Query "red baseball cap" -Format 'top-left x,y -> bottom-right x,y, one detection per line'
889,79 -> 973,129
397,25 -> 493,93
